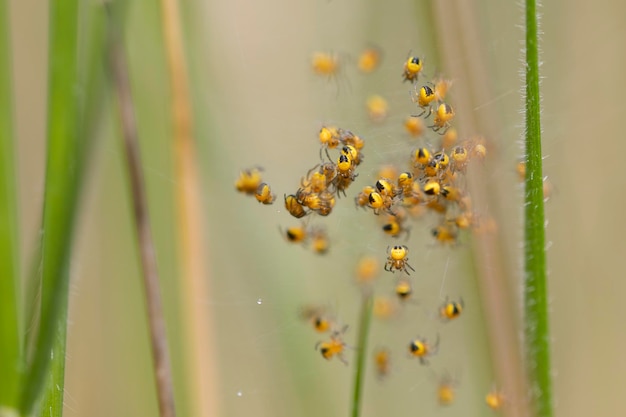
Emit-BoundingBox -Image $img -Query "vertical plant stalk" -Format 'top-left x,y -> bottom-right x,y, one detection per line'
38,308 -> 68,417
38,5 -> 108,415
19,0 -> 80,414
524,1 -> 552,416
159,0 -> 219,415
429,2 -> 530,417
0,0 -> 21,411
351,294 -> 373,417
19,5 -> 107,416
107,14 -> 177,417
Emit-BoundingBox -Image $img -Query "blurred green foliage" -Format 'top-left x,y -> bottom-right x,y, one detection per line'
4,0 -> 626,416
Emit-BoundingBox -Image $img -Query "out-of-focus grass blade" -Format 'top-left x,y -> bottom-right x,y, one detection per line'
21,0 -> 108,360
0,0 -> 22,412
19,0 -> 81,414
38,308 -> 68,417
37,2 -> 107,415
77,2 -> 107,164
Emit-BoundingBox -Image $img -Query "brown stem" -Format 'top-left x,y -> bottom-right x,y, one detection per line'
159,0 -> 220,415
107,12 -> 177,417
431,2 -> 530,417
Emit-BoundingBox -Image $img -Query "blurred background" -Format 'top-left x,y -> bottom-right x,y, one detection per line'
8,0 -> 626,415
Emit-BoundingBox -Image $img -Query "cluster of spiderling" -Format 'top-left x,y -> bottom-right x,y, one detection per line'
289,126 -> 367,255
352,59 -> 493,251
236,48 -> 506,411
236,122 -> 366,255
235,167 -> 276,205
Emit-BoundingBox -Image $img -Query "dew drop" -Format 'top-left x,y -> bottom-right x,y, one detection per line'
257,298 -> 263,305
236,391 -> 243,397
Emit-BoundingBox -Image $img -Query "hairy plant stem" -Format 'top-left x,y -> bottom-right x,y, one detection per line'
524,1 -> 553,416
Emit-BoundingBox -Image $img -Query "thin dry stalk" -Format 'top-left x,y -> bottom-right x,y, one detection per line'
159,0 -> 220,415
432,2 -> 530,417
107,16 -> 177,417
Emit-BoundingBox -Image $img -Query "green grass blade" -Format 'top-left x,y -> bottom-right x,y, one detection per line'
524,1 -> 553,416
38,307 -> 68,417
19,0 -> 81,414
21,0 -> 107,363
35,4 -> 106,416
0,0 -> 22,411
77,2 -> 107,158
350,294 -> 373,417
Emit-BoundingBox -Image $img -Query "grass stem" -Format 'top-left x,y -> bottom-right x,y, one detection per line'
107,9 -> 177,417
350,293 -> 373,417
159,0 -> 219,414
524,1 -> 553,416
0,0 -> 21,410
19,0 -> 80,413
38,307 -> 68,417
429,2 -> 531,416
